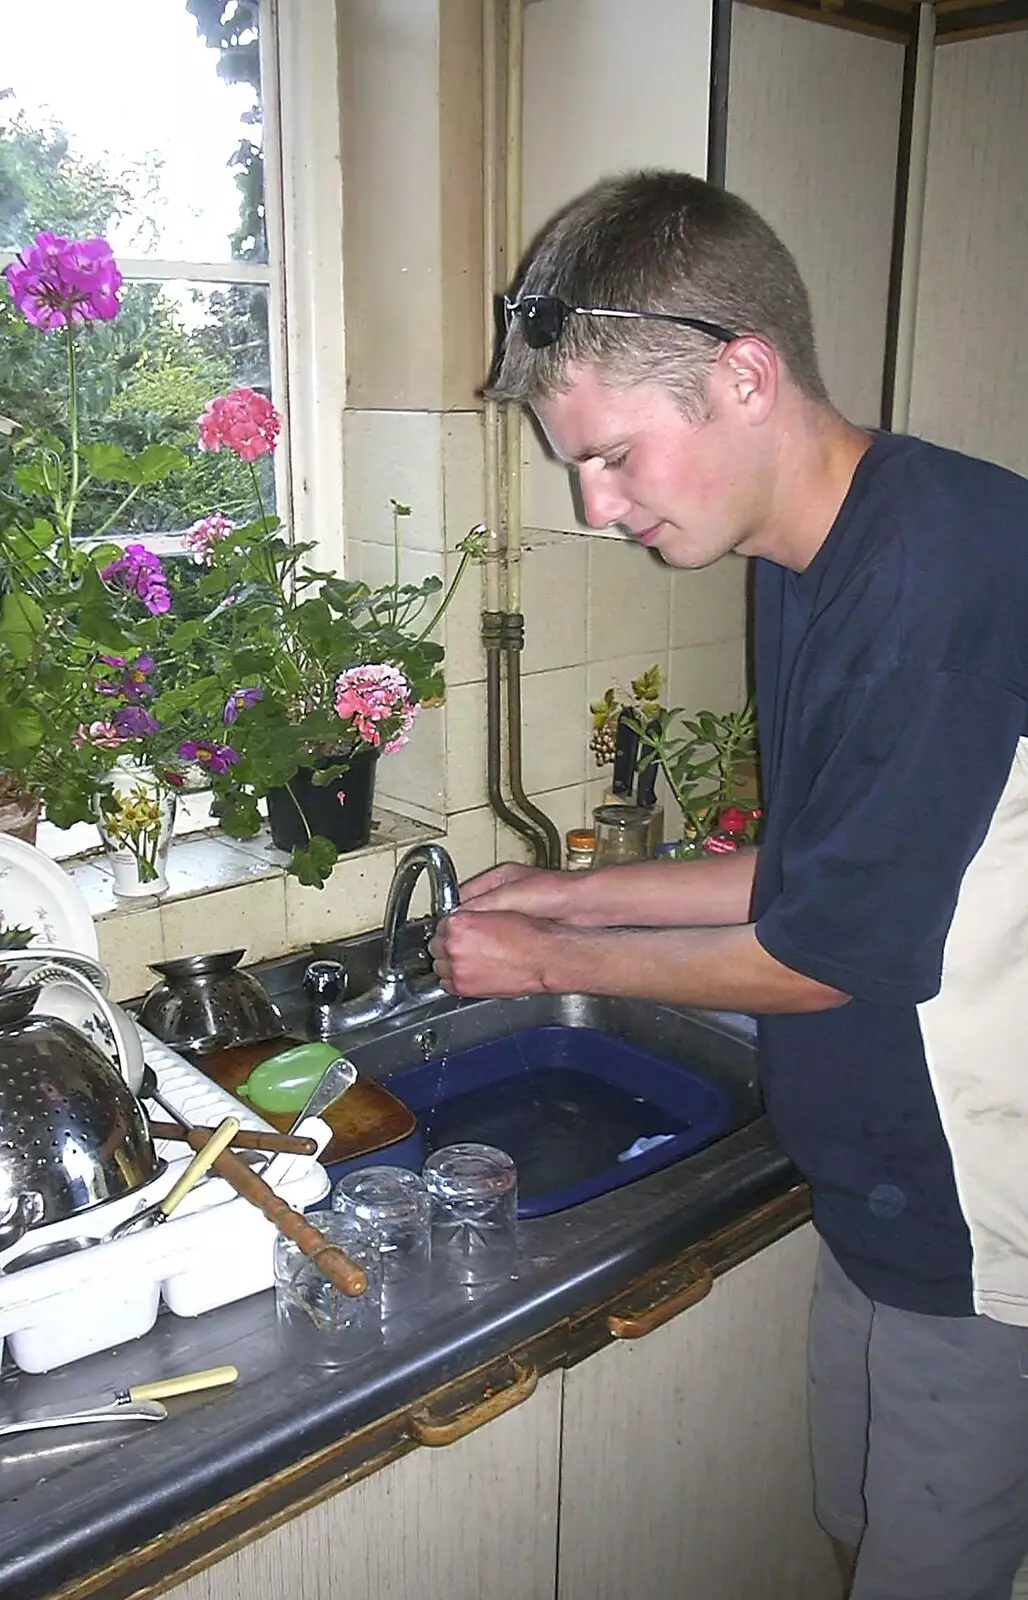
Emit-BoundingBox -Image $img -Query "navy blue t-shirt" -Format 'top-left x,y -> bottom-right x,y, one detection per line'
752,431 -> 1028,1315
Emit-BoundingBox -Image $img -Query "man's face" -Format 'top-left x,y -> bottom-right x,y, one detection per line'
533,363 -> 769,569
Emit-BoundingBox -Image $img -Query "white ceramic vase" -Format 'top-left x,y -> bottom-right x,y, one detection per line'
94,758 -> 176,898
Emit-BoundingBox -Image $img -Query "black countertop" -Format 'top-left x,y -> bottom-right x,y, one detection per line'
0,1002 -> 797,1600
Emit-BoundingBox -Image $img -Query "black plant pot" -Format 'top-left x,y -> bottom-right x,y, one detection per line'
266,748 -> 378,855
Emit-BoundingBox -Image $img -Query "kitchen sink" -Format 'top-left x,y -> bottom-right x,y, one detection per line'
257,940 -> 763,1217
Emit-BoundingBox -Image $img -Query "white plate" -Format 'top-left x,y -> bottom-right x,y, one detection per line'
0,835 -> 99,958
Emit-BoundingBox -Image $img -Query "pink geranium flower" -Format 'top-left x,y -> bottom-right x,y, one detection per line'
4,232 -> 122,329
197,388 -> 281,462
184,512 -> 237,563
333,663 -> 419,752
74,720 -> 124,750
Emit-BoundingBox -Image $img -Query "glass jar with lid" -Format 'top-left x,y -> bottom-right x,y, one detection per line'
565,828 -> 596,871
591,803 -> 654,866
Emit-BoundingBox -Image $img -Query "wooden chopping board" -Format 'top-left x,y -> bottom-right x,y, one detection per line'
186,1037 -> 417,1167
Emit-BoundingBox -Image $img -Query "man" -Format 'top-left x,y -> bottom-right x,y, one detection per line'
428,170 -> 1028,1600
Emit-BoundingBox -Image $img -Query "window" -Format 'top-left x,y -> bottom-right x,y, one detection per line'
0,0 -> 345,856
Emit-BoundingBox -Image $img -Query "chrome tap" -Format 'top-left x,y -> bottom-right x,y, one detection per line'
309,843 -> 459,1035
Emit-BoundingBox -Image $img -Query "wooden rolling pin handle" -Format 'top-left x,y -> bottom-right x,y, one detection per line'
149,1122 -> 318,1156
209,1146 -> 369,1298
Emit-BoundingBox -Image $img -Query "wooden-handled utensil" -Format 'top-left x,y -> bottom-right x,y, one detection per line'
148,1121 -> 318,1156
205,1141 -> 368,1297
117,1364 -> 238,1402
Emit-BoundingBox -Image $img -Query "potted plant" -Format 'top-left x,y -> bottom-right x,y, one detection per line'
590,667 -> 761,857
0,230 -> 481,891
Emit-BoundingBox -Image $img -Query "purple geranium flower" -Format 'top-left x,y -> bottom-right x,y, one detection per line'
4,232 -> 122,329
223,685 -> 263,724
113,704 -> 160,738
100,544 -> 171,616
177,740 -> 239,776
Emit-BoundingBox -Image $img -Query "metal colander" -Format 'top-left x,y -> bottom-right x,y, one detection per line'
0,985 -> 158,1249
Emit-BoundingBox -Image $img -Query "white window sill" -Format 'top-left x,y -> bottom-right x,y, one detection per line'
48,807 -> 440,924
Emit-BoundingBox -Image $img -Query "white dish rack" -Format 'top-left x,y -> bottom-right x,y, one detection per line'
0,1027 -> 331,1374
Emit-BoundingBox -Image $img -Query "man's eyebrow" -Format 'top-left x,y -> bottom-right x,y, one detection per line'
556,438 -> 628,466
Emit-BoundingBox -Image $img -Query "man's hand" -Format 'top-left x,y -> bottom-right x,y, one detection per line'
429,906 -> 556,996
459,862 -> 574,921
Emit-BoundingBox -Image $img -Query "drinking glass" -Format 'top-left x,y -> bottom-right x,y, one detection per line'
273,1210 -> 382,1366
331,1165 -> 432,1318
422,1143 -> 518,1286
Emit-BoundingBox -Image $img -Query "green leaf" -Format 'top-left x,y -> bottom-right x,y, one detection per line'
289,834 -> 338,888
0,588 -> 45,664
210,790 -> 263,839
82,441 -> 187,485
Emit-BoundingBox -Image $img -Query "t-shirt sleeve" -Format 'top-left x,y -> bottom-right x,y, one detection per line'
754,665 -> 1025,1005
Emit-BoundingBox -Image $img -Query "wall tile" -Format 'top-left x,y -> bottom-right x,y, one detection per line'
445,682 -> 490,811
586,539 -> 672,660
444,805 -> 499,882
160,876 -> 288,966
285,847 -> 398,948
667,641 -> 748,715
519,666 -> 589,793
670,556 -> 750,649
342,411 -> 445,554
375,705 -> 447,821
442,550 -> 489,687
521,535 -> 589,673
441,412 -> 487,549
96,905 -> 165,1003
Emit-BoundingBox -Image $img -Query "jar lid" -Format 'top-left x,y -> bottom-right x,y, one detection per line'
592,803 -> 652,827
566,829 -> 596,849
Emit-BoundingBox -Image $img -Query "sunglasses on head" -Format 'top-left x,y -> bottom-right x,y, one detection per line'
503,293 -> 738,351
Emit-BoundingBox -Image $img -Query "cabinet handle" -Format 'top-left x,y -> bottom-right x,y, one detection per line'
607,1260 -> 714,1340
408,1359 -> 539,1447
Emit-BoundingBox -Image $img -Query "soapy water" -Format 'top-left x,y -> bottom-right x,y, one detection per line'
418,1067 -> 688,1202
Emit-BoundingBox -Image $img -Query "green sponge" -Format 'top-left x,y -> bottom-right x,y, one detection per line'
236,1041 -> 346,1114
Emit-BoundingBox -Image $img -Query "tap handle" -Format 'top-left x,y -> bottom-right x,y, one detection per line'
302,959 -> 347,1004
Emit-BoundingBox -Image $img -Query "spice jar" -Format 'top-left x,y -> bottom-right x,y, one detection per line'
591,804 -> 654,866
565,828 -> 596,871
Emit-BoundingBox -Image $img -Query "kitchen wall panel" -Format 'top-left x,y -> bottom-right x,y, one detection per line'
907,32 -> 1028,475
725,4 -> 905,427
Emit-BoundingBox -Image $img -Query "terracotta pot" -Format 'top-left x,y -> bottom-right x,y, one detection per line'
0,791 -> 41,845
266,747 -> 378,856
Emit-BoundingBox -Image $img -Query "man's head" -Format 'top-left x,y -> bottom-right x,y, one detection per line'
491,169 -> 827,419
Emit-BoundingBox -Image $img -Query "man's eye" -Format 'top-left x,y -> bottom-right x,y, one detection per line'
603,452 -> 628,471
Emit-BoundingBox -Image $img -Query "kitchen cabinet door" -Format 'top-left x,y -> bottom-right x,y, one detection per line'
557,1224 -> 841,1600
163,1368 -> 562,1600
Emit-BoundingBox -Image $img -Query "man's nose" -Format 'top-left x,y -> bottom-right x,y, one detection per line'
577,463 -> 631,529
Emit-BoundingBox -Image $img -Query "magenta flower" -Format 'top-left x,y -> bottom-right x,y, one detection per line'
4,232 -> 122,329
95,653 -> 154,702
100,543 -> 171,615
197,388 -> 281,463
113,704 -> 160,738
184,512 -> 236,564
333,663 -> 419,753
73,720 -> 124,751
223,686 -> 263,724
177,740 -> 239,775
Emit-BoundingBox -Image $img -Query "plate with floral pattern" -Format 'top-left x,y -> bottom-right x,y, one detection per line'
0,835 -> 99,962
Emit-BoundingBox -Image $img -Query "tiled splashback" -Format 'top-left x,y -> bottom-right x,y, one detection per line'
347,405 -> 749,868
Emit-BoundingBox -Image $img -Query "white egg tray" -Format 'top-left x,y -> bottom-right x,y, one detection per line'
0,1028 -> 331,1374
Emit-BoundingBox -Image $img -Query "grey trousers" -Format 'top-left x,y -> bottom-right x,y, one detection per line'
809,1245 -> 1028,1600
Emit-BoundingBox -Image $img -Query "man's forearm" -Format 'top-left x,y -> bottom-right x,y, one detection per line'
561,848 -> 758,929
538,920 -> 848,1013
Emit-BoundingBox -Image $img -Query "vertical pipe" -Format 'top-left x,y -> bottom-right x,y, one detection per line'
482,0 -> 504,614
503,0 -> 525,617
888,1 -> 935,432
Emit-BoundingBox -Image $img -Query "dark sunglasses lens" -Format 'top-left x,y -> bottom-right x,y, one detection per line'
520,296 -> 565,350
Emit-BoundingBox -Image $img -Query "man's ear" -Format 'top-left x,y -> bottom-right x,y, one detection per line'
715,335 -> 779,423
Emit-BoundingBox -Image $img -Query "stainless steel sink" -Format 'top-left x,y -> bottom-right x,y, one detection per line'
257,938 -> 763,1214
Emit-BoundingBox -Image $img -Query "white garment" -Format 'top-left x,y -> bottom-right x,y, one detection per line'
917,736 -> 1028,1325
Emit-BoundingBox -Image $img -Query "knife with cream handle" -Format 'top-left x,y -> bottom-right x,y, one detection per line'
0,1364 -> 239,1439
